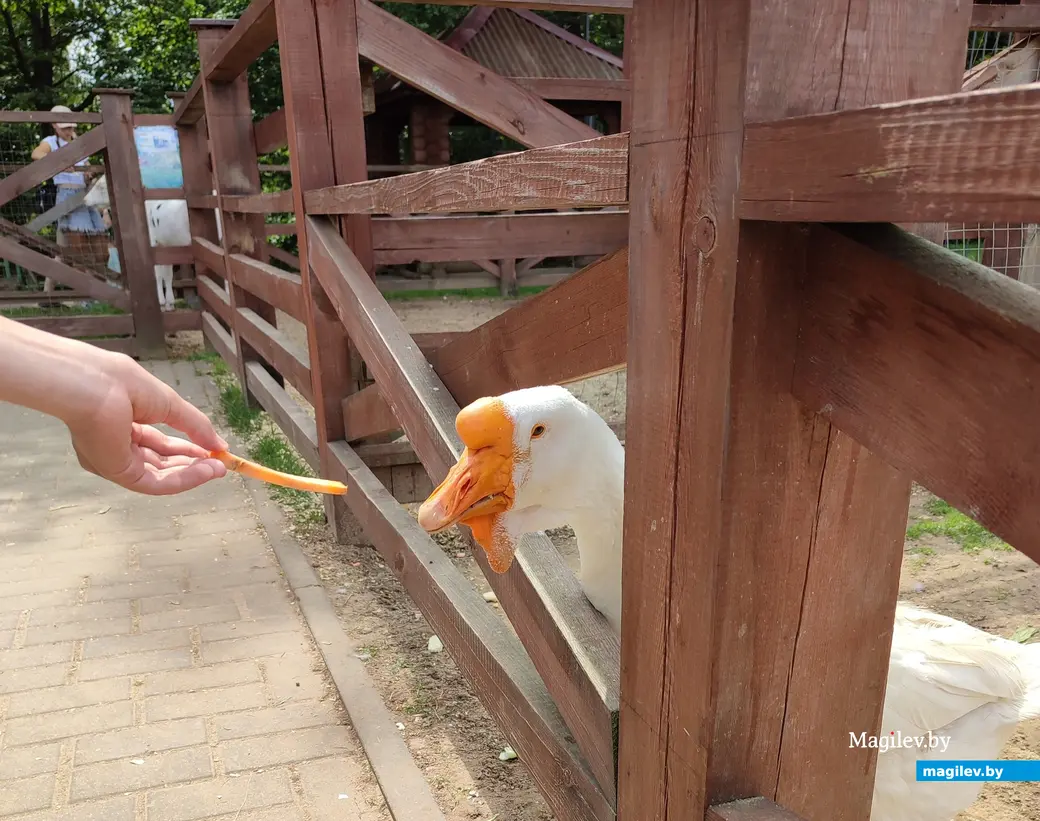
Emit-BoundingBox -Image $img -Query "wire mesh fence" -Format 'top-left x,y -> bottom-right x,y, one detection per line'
948,30 -> 1040,288
0,120 -> 121,305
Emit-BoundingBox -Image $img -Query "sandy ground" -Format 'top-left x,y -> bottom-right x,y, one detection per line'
171,293 -> 1040,821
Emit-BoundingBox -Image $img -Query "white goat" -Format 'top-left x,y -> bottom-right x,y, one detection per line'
84,174 -> 223,311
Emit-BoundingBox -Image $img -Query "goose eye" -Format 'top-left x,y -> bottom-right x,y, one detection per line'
531,424 -> 546,439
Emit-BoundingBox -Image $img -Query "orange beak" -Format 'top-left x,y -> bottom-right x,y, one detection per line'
417,398 -> 518,573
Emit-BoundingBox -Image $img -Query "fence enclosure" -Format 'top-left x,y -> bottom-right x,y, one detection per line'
167,2 -> 1040,821
0,100 -> 203,357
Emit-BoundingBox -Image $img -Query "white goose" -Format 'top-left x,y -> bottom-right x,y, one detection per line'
418,385 -> 1040,821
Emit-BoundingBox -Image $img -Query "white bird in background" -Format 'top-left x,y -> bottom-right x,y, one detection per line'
418,385 -> 1040,821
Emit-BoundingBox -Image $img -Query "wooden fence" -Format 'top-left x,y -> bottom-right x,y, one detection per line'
177,2 -> 1040,821
0,102 -> 204,357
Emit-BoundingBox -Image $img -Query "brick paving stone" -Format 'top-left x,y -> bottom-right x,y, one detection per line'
0,364 -> 396,821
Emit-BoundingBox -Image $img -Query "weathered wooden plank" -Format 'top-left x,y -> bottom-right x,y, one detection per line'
380,0 -> 630,11
133,114 -> 177,126
0,235 -> 129,310
515,78 -> 631,102
143,188 -> 185,200
618,0 -> 752,818
740,84 -> 1040,223
203,0 -> 278,83
619,2 -> 972,820
971,3 -> 1040,31
305,133 -> 627,215
0,111 -> 102,124
173,74 -> 205,124
253,107 -> 287,154
341,247 -> 625,440
275,0 -> 372,548
0,125 -> 106,208
326,440 -> 611,821
228,254 -> 305,320
197,274 -> 232,327
355,0 -> 599,149
191,237 -> 227,277
795,222 -> 1040,563
244,361 -> 321,470
265,221 -> 296,236
307,214 -> 619,814
235,306 -> 313,404
17,314 -> 134,336
221,190 -> 294,213
195,19 -> 280,398
371,212 -> 627,264
152,246 -> 194,266
201,309 -> 237,364
706,799 -> 807,821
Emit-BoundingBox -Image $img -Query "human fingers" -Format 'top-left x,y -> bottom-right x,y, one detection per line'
132,423 -> 213,459
124,459 -> 228,495
108,356 -> 228,452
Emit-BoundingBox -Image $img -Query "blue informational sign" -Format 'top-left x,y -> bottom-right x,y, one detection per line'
134,125 -> 183,189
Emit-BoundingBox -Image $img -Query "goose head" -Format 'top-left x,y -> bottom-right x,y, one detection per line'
418,386 -> 625,626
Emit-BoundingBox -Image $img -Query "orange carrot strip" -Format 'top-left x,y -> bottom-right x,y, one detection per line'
209,450 -> 347,495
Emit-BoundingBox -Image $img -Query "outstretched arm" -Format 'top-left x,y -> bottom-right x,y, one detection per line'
0,316 -> 228,494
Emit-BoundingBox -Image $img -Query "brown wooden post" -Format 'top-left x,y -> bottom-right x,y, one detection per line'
617,2 -> 973,821
498,257 -> 517,297
97,89 -> 166,359
275,0 -> 377,542
619,11 -> 634,133
192,19 -> 280,401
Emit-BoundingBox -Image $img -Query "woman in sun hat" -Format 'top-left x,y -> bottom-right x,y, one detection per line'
29,105 -> 110,280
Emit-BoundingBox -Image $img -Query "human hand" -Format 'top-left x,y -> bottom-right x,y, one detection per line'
62,351 -> 230,495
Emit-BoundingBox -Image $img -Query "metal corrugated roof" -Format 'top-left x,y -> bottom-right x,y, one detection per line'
458,9 -> 622,80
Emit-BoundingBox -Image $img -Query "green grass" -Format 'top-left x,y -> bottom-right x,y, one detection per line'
192,349 -> 323,529
1,302 -> 125,318
906,496 -> 1010,553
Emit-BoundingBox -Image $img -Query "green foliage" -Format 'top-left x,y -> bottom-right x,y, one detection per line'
907,496 -> 1010,553
195,350 -> 323,527
0,301 -> 124,317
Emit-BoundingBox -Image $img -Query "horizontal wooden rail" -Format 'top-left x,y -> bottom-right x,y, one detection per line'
221,190 -> 294,213
306,214 -> 620,810
326,440 -> 612,821
355,0 -> 600,149
143,188 -> 186,200
228,254 -> 305,320
244,361 -> 321,469
0,125 -> 106,208
192,237 -> 227,276
377,0 -> 631,12
201,0 -> 278,83
305,133 -> 628,214
971,3 -> 1040,31
515,77 -> 630,101
794,223 -> 1040,564
15,310 -> 201,338
133,114 -> 177,127
234,307 -> 313,404
740,83 -> 1040,223
153,246 -> 194,266
370,211 -> 628,264
342,249 -> 628,442
188,195 -> 219,209
253,107 -> 287,155
0,235 -> 130,310
197,275 -> 232,326
265,222 -> 297,236
173,74 -> 205,124
0,111 -> 102,124
201,310 -> 237,364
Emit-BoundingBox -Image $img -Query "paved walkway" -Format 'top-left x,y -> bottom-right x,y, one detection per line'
0,360 -> 388,821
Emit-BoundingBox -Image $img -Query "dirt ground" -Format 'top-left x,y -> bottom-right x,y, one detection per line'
172,293 -> 1039,821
